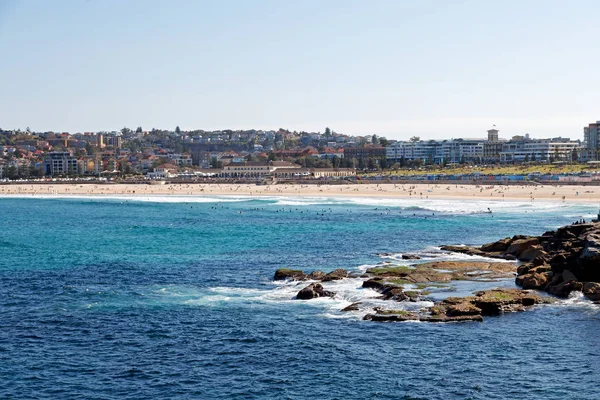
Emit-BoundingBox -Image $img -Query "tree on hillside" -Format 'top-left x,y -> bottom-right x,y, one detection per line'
121,126 -> 132,136
136,126 -> 143,134
379,137 -> 389,147
324,127 -> 331,137
410,136 -> 420,143
332,155 -> 341,168
371,135 -> 379,145
175,126 -> 181,135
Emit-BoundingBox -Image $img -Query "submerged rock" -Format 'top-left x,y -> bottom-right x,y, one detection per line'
341,302 -> 361,312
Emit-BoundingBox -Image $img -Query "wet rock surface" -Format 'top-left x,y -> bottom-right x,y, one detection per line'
277,222 -> 600,322
363,288 -> 548,323
296,283 -> 335,300
443,221 -> 600,301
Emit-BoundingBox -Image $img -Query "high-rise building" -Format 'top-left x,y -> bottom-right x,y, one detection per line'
44,151 -> 78,175
97,133 -> 105,149
583,122 -> 599,160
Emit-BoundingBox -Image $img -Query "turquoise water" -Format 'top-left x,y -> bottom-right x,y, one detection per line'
1,195 -> 599,399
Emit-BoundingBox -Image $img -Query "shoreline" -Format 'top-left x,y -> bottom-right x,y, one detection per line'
0,182 -> 599,203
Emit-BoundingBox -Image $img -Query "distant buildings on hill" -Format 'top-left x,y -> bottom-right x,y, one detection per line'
1,121 -> 600,180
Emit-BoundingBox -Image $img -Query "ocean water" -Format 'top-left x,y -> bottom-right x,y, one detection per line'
1,195 -> 599,399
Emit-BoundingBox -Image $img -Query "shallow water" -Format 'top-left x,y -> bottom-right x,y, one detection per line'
1,196 -> 599,399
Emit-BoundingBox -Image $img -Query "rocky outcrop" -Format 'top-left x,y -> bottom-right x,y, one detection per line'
443,221 -> 600,301
321,268 -> 350,281
296,283 -> 335,300
273,268 -> 350,282
364,288 -> 548,323
274,268 -> 307,281
341,302 -> 361,312
401,254 -> 421,260
366,261 -> 516,283
362,278 -> 408,301
582,282 -> 600,301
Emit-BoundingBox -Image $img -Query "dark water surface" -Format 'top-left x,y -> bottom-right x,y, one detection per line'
1,196 -> 598,399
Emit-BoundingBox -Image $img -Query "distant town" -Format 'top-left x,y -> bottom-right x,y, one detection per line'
0,121 -> 599,182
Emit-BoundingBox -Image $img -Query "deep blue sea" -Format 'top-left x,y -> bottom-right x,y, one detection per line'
1,195 -> 600,399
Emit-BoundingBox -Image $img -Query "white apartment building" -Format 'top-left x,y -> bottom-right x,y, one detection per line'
386,139 -> 484,164
500,139 -> 580,162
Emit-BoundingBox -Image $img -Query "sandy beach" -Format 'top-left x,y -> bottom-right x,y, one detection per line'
0,182 -> 599,203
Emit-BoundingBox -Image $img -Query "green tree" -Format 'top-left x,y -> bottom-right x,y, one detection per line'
371,134 -> 379,145
332,155 -> 341,168
380,157 -> 388,169
324,127 -> 331,137
210,157 -> 222,169
410,136 -> 420,143
315,159 -> 333,168
5,166 -> 18,180
379,137 -> 389,147
175,126 -> 181,135
136,126 -> 143,134
85,142 -> 96,155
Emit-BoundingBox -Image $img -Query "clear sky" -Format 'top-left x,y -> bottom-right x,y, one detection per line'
0,0 -> 598,140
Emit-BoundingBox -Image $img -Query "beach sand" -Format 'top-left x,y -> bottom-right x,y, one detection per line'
0,182 -> 598,203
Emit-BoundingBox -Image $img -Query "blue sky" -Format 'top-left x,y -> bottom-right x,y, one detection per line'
0,0 -> 598,140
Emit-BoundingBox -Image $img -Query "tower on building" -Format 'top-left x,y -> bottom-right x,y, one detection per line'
487,128 -> 499,142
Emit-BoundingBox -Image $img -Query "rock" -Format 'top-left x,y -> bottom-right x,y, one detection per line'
506,237 -> 539,257
562,269 -> 579,282
583,282 -> 600,301
517,263 -> 534,275
307,271 -> 326,280
341,302 -> 361,312
296,283 -> 335,300
445,302 -> 482,316
364,312 -> 419,322
546,280 -> 583,298
384,288 -> 408,301
580,233 -> 600,281
401,254 -> 421,260
481,237 -> 511,252
321,268 -> 349,282
518,245 -> 548,262
274,268 -> 306,281
420,314 -> 484,323
471,288 -> 545,315
516,271 -> 552,289
362,278 -> 386,290
361,278 -> 407,301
